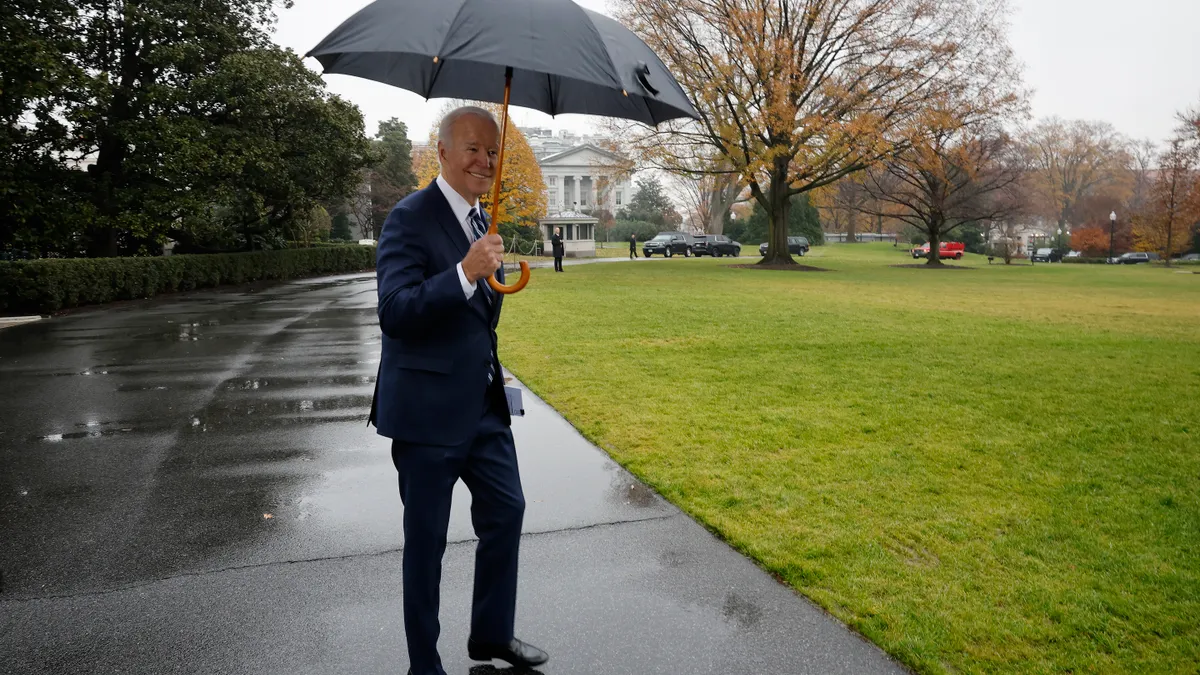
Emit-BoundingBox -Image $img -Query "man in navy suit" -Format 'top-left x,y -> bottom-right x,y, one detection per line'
369,106 -> 549,675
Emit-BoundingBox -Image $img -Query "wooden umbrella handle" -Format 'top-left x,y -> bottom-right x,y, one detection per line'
486,67 -> 530,294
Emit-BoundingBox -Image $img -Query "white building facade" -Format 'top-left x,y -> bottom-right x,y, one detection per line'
536,144 -> 632,217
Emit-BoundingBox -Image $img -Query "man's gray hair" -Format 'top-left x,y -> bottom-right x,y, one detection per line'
438,106 -> 500,148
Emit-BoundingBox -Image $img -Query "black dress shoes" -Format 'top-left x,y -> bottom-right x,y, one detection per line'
467,637 -> 549,667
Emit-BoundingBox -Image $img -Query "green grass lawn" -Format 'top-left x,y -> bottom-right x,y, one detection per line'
497,243 -> 1200,674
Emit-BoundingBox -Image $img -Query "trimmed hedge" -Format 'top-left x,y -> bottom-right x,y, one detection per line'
1062,257 -> 1109,264
0,245 -> 375,315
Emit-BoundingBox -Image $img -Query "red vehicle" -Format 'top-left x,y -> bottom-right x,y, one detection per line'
911,241 -> 966,260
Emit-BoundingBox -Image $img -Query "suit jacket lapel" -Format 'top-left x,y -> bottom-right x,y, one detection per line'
429,183 -> 470,258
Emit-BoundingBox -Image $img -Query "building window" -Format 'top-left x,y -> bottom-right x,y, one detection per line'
566,224 -> 574,240
615,190 -> 622,206
548,176 -> 556,186
549,189 -> 557,204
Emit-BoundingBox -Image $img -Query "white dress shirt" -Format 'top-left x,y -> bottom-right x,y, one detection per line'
436,174 -> 487,301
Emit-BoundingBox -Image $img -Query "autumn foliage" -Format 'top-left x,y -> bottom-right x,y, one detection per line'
1132,136 -> 1200,261
616,0 -> 1022,264
1069,227 -> 1112,258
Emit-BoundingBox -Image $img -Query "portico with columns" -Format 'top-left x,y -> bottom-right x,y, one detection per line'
537,144 -> 632,218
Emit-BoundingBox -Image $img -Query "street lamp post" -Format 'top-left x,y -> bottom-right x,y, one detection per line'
1108,211 -> 1117,262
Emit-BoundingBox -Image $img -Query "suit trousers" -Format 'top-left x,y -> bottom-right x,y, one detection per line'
391,392 -> 525,675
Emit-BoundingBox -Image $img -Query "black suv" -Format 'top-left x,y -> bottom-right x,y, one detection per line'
643,232 -> 694,257
1117,252 -> 1159,264
692,234 -> 741,257
1030,248 -> 1062,263
758,236 -> 810,257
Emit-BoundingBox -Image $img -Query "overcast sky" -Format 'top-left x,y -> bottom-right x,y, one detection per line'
273,0 -> 1200,145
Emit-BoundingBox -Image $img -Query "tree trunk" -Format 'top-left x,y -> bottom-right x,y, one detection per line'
925,224 -> 944,267
847,209 -> 857,243
758,166 -> 795,265
1165,213 -> 1174,268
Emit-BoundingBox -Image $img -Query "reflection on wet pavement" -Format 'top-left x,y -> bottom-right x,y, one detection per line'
0,273 -> 674,598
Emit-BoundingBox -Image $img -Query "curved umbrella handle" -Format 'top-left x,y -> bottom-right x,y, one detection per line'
487,262 -> 530,294
484,66 -> 529,295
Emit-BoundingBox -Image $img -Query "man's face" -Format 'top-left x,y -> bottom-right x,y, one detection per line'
555,228 -> 560,235
439,114 -> 499,202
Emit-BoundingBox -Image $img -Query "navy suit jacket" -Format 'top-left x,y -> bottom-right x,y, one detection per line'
369,182 -> 509,447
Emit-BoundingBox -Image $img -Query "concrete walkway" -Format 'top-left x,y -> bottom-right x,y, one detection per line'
0,273 -> 906,675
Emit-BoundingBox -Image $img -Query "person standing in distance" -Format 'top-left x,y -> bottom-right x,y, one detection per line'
369,106 -> 549,675
629,232 -> 638,258
551,226 -> 564,272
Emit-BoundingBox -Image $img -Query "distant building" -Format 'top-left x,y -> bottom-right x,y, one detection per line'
521,127 -> 636,217
985,219 -> 1057,253
523,127 -> 615,161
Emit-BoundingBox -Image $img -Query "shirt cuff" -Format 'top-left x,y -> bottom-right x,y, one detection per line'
457,262 -> 476,300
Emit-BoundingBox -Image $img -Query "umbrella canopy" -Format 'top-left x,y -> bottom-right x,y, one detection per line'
306,0 -> 699,125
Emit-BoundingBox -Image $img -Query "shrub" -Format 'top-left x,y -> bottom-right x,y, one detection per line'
0,246 -> 374,315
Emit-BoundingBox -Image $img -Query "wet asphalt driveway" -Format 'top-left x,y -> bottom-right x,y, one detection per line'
0,273 -> 905,675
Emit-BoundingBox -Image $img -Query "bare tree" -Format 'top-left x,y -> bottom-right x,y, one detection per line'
1133,135 -> 1200,266
1126,139 -> 1158,217
1023,118 -> 1130,233
864,127 -> 1026,266
676,167 -> 745,234
348,171 -> 374,239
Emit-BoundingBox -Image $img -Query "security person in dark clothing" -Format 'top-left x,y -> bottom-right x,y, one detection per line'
551,227 -> 564,272
629,233 -> 638,259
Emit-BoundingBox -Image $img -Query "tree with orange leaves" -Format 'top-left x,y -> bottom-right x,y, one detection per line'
414,101 -> 547,246
614,0 -> 1021,264
1069,227 -> 1112,258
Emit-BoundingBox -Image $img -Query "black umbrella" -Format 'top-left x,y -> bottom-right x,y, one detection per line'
307,0 -> 698,294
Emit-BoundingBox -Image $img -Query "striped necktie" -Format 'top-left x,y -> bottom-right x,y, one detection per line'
468,206 -> 498,385
468,206 -> 488,243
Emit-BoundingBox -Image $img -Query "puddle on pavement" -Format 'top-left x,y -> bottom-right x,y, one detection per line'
38,428 -> 135,441
606,469 -> 662,510
220,375 -> 374,391
204,395 -> 372,416
721,592 -> 764,629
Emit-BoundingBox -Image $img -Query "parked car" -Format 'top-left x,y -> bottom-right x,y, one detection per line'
758,236 -> 810,257
1065,250 -> 1082,258
1176,253 -> 1200,262
693,234 -> 741,257
911,241 -> 966,260
642,232 -> 694,257
1030,248 -> 1061,263
1116,252 -> 1159,264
